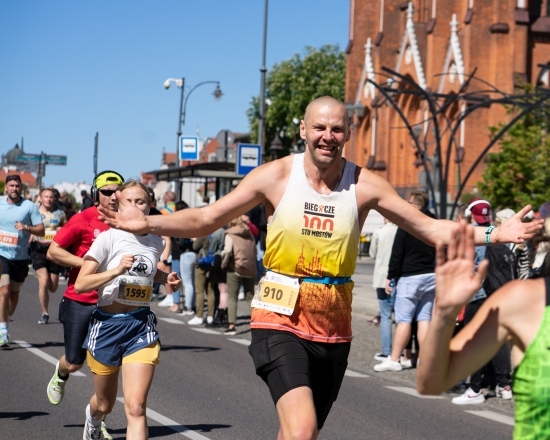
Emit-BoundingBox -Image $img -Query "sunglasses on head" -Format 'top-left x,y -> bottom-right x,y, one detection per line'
99,189 -> 117,197
5,174 -> 21,183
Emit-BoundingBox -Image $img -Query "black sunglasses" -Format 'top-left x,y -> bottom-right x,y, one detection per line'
6,174 -> 22,183
99,189 -> 117,197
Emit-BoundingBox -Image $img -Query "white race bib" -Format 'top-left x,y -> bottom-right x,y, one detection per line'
115,275 -> 154,306
251,271 -> 300,316
0,230 -> 18,248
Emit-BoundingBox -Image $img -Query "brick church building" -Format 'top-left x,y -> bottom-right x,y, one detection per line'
345,0 -> 550,216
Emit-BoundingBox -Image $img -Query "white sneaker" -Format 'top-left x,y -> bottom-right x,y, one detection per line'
83,404 -> 104,439
47,361 -> 67,405
238,291 -> 245,301
206,316 -> 214,324
496,385 -> 513,400
0,329 -> 9,348
374,353 -> 390,362
452,387 -> 485,405
400,357 -> 413,368
374,358 -> 402,372
157,294 -> 174,307
187,316 -> 204,325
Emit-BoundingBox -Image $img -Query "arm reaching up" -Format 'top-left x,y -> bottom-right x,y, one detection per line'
416,222 -> 490,394
416,220 -> 544,396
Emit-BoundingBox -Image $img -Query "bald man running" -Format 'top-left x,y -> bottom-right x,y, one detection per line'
99,96 -> 541,439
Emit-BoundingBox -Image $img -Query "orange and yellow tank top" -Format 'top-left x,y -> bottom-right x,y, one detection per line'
251,153 -> 359,343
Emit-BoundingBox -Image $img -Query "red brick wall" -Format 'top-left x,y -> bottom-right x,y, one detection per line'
346,0 -> 549,213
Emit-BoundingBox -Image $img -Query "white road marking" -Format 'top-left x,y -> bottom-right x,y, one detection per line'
464,410 -> 515,426
117,397 -> 212,439
158,317 -> 185,325
227,338 -> 250,346
345,369 -> 369,378
385,386 -> 444,399
160,318 -> 254,346
191,328 -> 221,335
14,340 -> 86,376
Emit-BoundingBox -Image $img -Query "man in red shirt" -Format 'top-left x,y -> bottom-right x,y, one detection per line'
45,170 -> 124,439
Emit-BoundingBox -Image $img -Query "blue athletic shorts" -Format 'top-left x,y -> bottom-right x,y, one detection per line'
394,273 -> 436,323
84,307 -> 159,367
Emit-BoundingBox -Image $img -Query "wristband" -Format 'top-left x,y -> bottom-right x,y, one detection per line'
25,224 -> 29,231
485,226 -> 495,245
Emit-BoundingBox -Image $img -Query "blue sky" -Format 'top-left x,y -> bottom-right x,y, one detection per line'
0,1 -> 350,186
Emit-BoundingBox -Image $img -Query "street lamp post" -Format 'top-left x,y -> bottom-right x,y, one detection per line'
164,77 -> 223,165
258,0 -> 269,154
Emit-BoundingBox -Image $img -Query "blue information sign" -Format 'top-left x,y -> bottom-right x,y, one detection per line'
45,155 -> 67,165
16,154 -> 41,162
179,136 -> 199,161
16,153 -> 67,165
236,143 -> 262,176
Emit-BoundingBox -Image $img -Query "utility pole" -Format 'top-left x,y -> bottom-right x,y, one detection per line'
93,132 -> 99,176
258,0 -> 268,156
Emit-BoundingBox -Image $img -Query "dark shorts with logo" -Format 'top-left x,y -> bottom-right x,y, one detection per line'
84,307 -> 159,367
248,329 -> 350,429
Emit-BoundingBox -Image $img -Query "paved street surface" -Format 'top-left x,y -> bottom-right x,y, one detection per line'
0,259 -> 515,439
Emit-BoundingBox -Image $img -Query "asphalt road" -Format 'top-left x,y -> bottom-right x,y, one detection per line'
0,263 -> 515,439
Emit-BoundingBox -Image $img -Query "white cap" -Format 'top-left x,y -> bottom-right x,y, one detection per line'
495,208 -> 515,222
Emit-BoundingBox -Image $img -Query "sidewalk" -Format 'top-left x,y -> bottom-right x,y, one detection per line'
350,256 -> 379,317
345,258 -> 515,415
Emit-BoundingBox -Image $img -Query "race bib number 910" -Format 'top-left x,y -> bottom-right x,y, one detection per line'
252,271 -> 300,316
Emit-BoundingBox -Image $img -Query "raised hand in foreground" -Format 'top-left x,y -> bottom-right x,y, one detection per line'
434,221 -> 489,317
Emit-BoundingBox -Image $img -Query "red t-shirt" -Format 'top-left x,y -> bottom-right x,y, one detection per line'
53,206 -> 110,304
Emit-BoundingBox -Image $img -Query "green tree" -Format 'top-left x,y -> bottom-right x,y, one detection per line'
247,44 -> 346,157
477,106 -> 550,211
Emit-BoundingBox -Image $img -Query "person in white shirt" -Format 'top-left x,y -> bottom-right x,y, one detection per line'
75,180 -> 181,440
369,218 -> 398,361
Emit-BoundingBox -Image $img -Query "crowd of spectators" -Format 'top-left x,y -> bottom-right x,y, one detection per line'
370,192 -> 550,406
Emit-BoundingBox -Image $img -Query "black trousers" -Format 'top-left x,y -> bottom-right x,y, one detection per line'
464,298 -> 512,391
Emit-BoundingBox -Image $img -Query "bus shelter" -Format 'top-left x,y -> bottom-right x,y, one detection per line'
146,162 -> 243,206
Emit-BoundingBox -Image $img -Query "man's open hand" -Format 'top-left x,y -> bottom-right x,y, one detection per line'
494,205 -> 543,244
98,190 -> 150,235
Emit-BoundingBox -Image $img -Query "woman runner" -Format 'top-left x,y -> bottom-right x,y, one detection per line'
75,180 -> 181,440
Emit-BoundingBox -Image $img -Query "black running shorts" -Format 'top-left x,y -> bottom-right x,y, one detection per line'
248,329 -> 350,429
30,244 -> 63,274
0,256 -> 30,284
